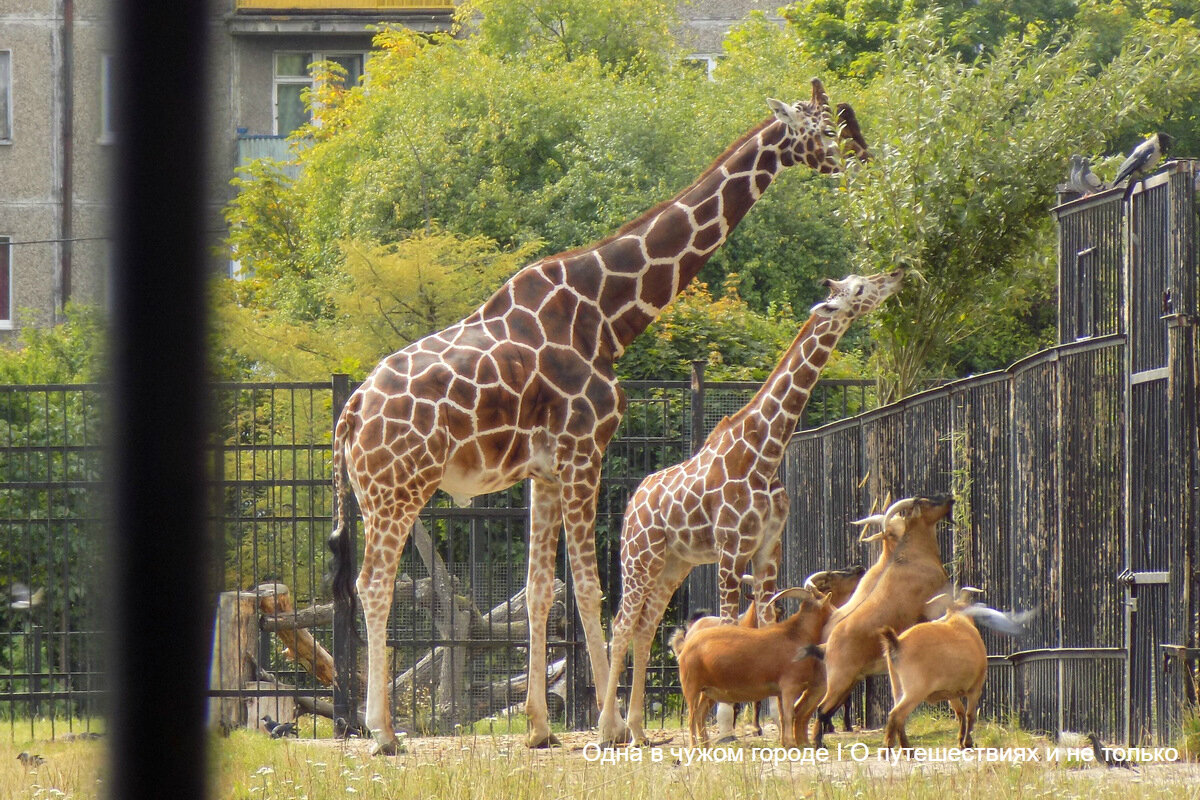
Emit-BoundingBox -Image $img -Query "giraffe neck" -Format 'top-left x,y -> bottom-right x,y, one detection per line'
730,312 -> 854,473
558,117 -> 793,356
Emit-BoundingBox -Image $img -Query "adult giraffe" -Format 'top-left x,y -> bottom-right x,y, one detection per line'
329,79 -> 869,754
596,269 -> 903,747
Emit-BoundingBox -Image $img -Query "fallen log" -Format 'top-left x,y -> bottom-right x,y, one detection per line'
255,583 -> 336,686
260,602 -> 333,632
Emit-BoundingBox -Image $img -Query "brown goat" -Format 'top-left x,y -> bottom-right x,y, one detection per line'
811,495 -> 953,748
802,564 -> 867,734
679,588 -> 832,747
880,604 -> 987,749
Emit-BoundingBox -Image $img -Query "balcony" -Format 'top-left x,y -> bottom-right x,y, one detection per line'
234,0 -> 455,10
230,0 -> 455,35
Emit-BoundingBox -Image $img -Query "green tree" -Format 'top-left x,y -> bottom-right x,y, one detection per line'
836,16 -> 1200,399
219,20 -> 861,377
460,0 -> 679,70
216,228 -> 541,379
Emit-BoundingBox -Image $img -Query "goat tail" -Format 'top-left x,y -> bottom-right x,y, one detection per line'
880,627 -> 901,658
328,405 -> 358,621
669,627 -> 688,659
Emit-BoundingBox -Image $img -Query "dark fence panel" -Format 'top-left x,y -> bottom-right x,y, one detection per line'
1054,188 -> 1124,343
0,384 -> 105,740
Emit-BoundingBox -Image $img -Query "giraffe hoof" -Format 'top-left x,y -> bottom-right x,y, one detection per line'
715,735 -> 737,745
526,732 -> 562,749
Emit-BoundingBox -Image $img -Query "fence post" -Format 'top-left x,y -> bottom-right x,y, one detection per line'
330,374 -> 359,735
690,360 -> 706,455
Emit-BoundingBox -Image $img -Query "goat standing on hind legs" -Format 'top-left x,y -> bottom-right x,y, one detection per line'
811,495 -> 954,749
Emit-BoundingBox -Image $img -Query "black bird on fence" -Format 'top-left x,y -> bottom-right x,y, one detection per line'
1112,133 -> 1174,186
261,715 -> 298,738
1086,732 -> 1137,769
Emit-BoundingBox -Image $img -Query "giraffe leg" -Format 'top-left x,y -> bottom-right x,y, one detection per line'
596,580 -> 640,745
625,569 -> 687,745
524,478 -> 563,749
357,503 -> 425,756
560,473 -> 613,726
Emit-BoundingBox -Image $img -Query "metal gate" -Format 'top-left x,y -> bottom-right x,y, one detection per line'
1123,163 -> 1198,743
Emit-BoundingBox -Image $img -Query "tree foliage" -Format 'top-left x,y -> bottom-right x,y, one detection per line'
217,0 -> 1200,395
217,228 -> 541,378
459,0 -> 679,71
835,15 -> 1200,399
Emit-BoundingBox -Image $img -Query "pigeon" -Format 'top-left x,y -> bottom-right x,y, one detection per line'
1067,155 -> 1104,196
16,752 -> 45,768
960,603 -> 1037,636
9,582 -> 44,610
1086,732 -> 1137,769
261,715 -> 298,738
1112,132 -> 1174,186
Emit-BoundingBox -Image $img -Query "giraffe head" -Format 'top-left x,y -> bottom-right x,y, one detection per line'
811,268 -> 904,319
766,78 -> 870,173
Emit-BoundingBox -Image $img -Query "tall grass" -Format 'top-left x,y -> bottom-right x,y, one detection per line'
3,712 -> 1199,799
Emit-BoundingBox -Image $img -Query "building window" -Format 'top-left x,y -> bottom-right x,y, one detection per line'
99,54 -> 115,144
0,51 -> 12,143
0,237 -> 11,329
273,51 -> 365,137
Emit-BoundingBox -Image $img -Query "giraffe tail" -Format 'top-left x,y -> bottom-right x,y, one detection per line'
327,405 -> 358,620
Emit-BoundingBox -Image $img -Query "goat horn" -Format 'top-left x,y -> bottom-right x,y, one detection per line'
880,496 -> 915,532
762,586 -> 812,608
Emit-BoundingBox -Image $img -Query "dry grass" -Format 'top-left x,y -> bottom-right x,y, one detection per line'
0,720 -> 106,800
3,712 -> 1199,799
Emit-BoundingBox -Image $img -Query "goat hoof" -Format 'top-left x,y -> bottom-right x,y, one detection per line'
527,733 -> 562,749
369,739 -> 402,757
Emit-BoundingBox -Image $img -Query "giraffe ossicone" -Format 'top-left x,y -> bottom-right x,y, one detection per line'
327,78 -> 869,754
596,269 -> 903,747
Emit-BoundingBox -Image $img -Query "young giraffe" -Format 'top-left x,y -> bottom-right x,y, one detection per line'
597,269 -> 903,746
329,79 -> 869,754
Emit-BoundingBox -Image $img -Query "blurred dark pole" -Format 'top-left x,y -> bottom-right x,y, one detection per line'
108,0 -> 211,797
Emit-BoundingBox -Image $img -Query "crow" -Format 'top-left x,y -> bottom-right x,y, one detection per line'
271,722 -> 299,739
261,715 -> 297,738
1112,133 -> 1174,186
1086,732 -> 1137,769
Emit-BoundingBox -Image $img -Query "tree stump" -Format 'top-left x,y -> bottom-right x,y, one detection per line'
208,591 -> 260,730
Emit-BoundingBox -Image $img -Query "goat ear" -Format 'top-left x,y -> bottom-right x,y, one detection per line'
851,513 -> 884,527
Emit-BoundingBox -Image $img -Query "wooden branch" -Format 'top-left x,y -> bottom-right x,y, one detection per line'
255,583 -> 336,686
260,602 -> 333,632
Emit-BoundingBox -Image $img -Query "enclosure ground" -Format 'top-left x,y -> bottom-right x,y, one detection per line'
211,719 -> 1200,800
2,718 -> 1198,799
